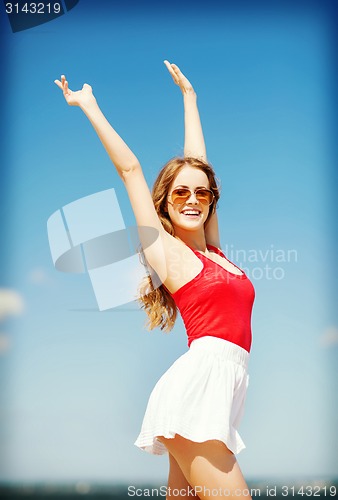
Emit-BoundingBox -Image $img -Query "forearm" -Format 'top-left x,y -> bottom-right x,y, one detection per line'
80,99 -> 140,177
183,92 -> 207,161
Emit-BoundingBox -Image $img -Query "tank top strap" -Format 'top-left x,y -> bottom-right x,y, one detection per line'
206,244 -> 226,258
185,243 -> 226,259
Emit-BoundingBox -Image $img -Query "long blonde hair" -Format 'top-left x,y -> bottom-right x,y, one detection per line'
138,157 -> 220,332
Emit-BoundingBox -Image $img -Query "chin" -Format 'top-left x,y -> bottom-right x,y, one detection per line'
173,220 -> 205,232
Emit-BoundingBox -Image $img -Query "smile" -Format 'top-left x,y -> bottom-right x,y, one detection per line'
181,209 -> 202,217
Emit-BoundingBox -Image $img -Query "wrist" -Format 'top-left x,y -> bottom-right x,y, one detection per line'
183,89 -> 197,98
80,97 -> 99,114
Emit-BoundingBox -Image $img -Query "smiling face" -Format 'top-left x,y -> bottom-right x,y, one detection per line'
167,165 -> 212,234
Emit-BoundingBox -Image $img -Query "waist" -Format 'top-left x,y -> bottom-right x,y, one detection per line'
189,336 -> 250,369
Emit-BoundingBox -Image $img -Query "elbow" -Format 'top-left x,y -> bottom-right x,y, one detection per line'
120,162 -> 142,182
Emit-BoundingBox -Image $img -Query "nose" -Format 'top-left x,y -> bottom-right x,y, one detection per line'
186,192 -> 199,204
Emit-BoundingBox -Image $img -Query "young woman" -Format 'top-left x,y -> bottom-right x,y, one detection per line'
55,61 -> 255,500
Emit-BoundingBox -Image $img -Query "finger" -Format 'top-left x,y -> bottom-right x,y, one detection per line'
164,60 -> 175,76
164,60 -> 175,75
168,63 -> 183,83
54,79 -> 62,89
164,62 -> 180,84
64,80 -> 70,95
60,75 -> 67,92
172,64 -> 183,78
173,67 -> 191,87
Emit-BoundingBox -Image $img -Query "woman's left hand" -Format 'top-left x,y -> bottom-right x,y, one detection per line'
164,60 -> 195,95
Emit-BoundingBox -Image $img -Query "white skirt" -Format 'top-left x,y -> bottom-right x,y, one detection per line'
134,336 -> 250,455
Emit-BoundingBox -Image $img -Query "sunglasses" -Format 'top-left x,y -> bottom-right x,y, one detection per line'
168,187 -> 214,206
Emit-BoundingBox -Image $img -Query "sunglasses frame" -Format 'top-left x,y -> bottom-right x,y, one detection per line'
168,187 -> 215,206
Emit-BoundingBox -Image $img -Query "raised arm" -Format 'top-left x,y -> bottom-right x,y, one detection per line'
164,62 -> 221,249
54,75 -> 170,276
164,61 -> 206,161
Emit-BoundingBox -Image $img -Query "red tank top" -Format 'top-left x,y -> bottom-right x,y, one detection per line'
170,245 -> 255,352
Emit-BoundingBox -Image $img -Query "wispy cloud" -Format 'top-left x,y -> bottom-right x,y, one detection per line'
319,326 -> 338,348
0,288 -> 25,320
0,289 -> 25,356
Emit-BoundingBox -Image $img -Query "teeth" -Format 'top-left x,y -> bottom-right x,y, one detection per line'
182,211 -> 200,215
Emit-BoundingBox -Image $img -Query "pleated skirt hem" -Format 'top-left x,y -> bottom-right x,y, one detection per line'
134,421 -> 246,456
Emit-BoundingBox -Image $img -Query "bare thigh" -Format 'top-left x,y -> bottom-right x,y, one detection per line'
158,435 -> 251,500
166,453 -> 199,499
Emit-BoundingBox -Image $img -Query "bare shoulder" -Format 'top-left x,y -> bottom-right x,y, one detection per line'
122,167 -> 203,292
160,234 -> 204,294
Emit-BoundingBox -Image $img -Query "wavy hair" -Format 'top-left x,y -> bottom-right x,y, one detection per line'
138,157 -> 220,332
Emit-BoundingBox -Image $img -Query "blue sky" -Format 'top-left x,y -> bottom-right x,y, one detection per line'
0,0 -> 337,486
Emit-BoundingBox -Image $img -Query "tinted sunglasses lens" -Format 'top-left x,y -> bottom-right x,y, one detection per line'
196,189 -> 213,205
171,189 -> 191,204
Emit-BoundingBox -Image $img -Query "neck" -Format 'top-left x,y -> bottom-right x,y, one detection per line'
173,227 -> 207,252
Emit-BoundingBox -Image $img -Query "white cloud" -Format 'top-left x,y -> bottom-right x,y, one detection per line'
319,326 -> 338,348
0,289 -> 25,320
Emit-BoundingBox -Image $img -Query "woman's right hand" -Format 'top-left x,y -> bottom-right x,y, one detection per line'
54,75 -> 96,108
